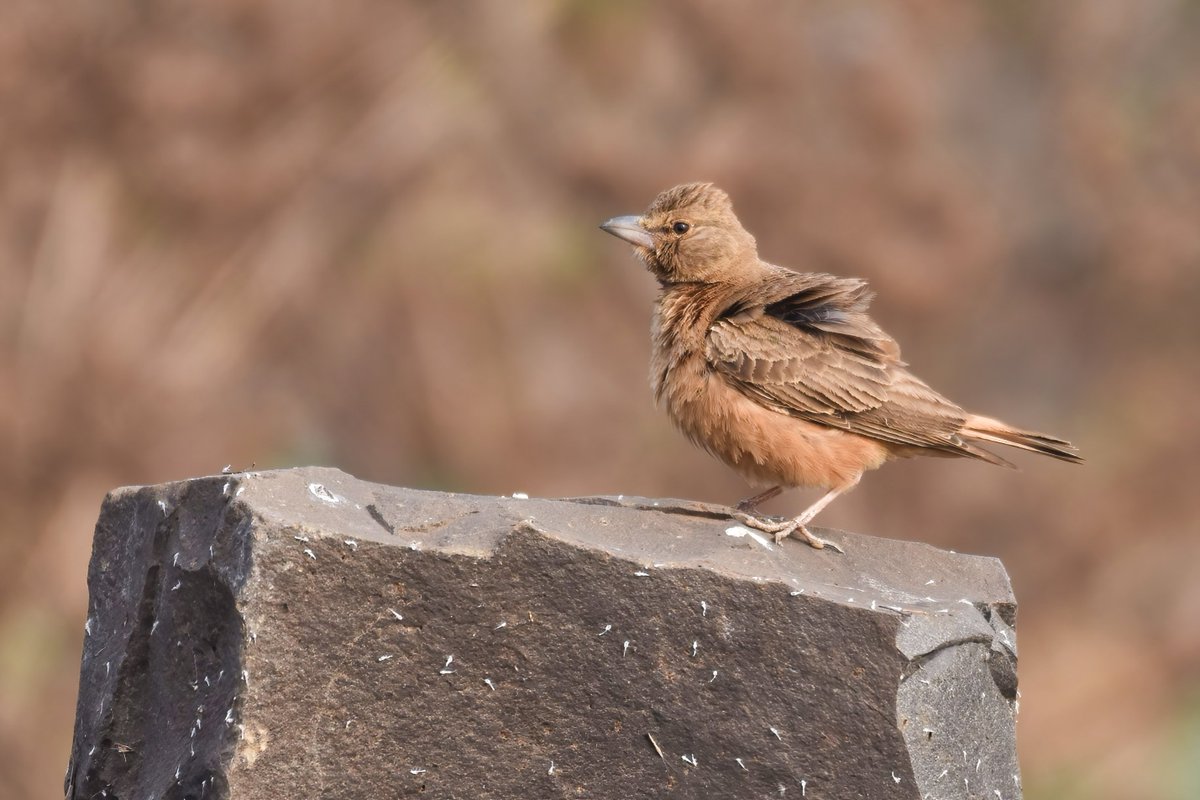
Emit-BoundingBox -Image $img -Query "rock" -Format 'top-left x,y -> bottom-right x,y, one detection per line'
65,467 -> 1021,799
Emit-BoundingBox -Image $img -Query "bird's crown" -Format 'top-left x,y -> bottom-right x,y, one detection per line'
647,182 -> 732,216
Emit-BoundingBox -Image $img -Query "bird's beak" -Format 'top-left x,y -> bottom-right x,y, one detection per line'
600,215 -> 654,249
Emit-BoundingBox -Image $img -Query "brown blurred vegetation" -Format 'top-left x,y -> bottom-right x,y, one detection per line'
2,1 -> 1198,798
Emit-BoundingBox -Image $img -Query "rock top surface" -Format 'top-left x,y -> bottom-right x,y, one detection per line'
66,467 -> 1021,799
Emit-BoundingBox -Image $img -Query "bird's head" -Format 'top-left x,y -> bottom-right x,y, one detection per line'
600,182 -> 758,284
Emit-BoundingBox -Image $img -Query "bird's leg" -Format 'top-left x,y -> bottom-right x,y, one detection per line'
735,485 -> 783,513
731,477 -> 860,552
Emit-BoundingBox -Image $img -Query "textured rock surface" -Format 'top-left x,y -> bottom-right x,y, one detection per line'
66,467 -> 1021,799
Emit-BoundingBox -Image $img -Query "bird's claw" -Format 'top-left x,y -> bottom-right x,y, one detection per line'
780,523 -> 843,553
804,530 -> 844,553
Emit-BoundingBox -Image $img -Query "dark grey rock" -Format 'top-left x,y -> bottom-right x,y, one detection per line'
66,467 -> 1021,799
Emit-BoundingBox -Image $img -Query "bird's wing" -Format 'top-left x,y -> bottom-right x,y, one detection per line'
706,272 -> 1008,462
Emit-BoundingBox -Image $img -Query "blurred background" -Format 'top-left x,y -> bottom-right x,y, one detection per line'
2,1 -> 1198,797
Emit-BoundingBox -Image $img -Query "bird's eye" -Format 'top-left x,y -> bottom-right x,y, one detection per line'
672,221 -> 690,234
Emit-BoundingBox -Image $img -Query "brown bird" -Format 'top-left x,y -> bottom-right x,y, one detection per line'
600,182 -> 1081,551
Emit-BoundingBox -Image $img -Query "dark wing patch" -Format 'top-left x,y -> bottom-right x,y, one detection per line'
760,279 -> 902,363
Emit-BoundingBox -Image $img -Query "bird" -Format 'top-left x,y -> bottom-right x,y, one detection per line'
600,182 -> 1081,551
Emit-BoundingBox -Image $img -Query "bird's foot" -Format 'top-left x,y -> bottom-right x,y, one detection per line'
730,511 -> 843,553
787,523 -> 843,552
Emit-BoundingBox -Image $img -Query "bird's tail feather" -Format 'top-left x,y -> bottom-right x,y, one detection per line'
960,414 -> 1083,465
